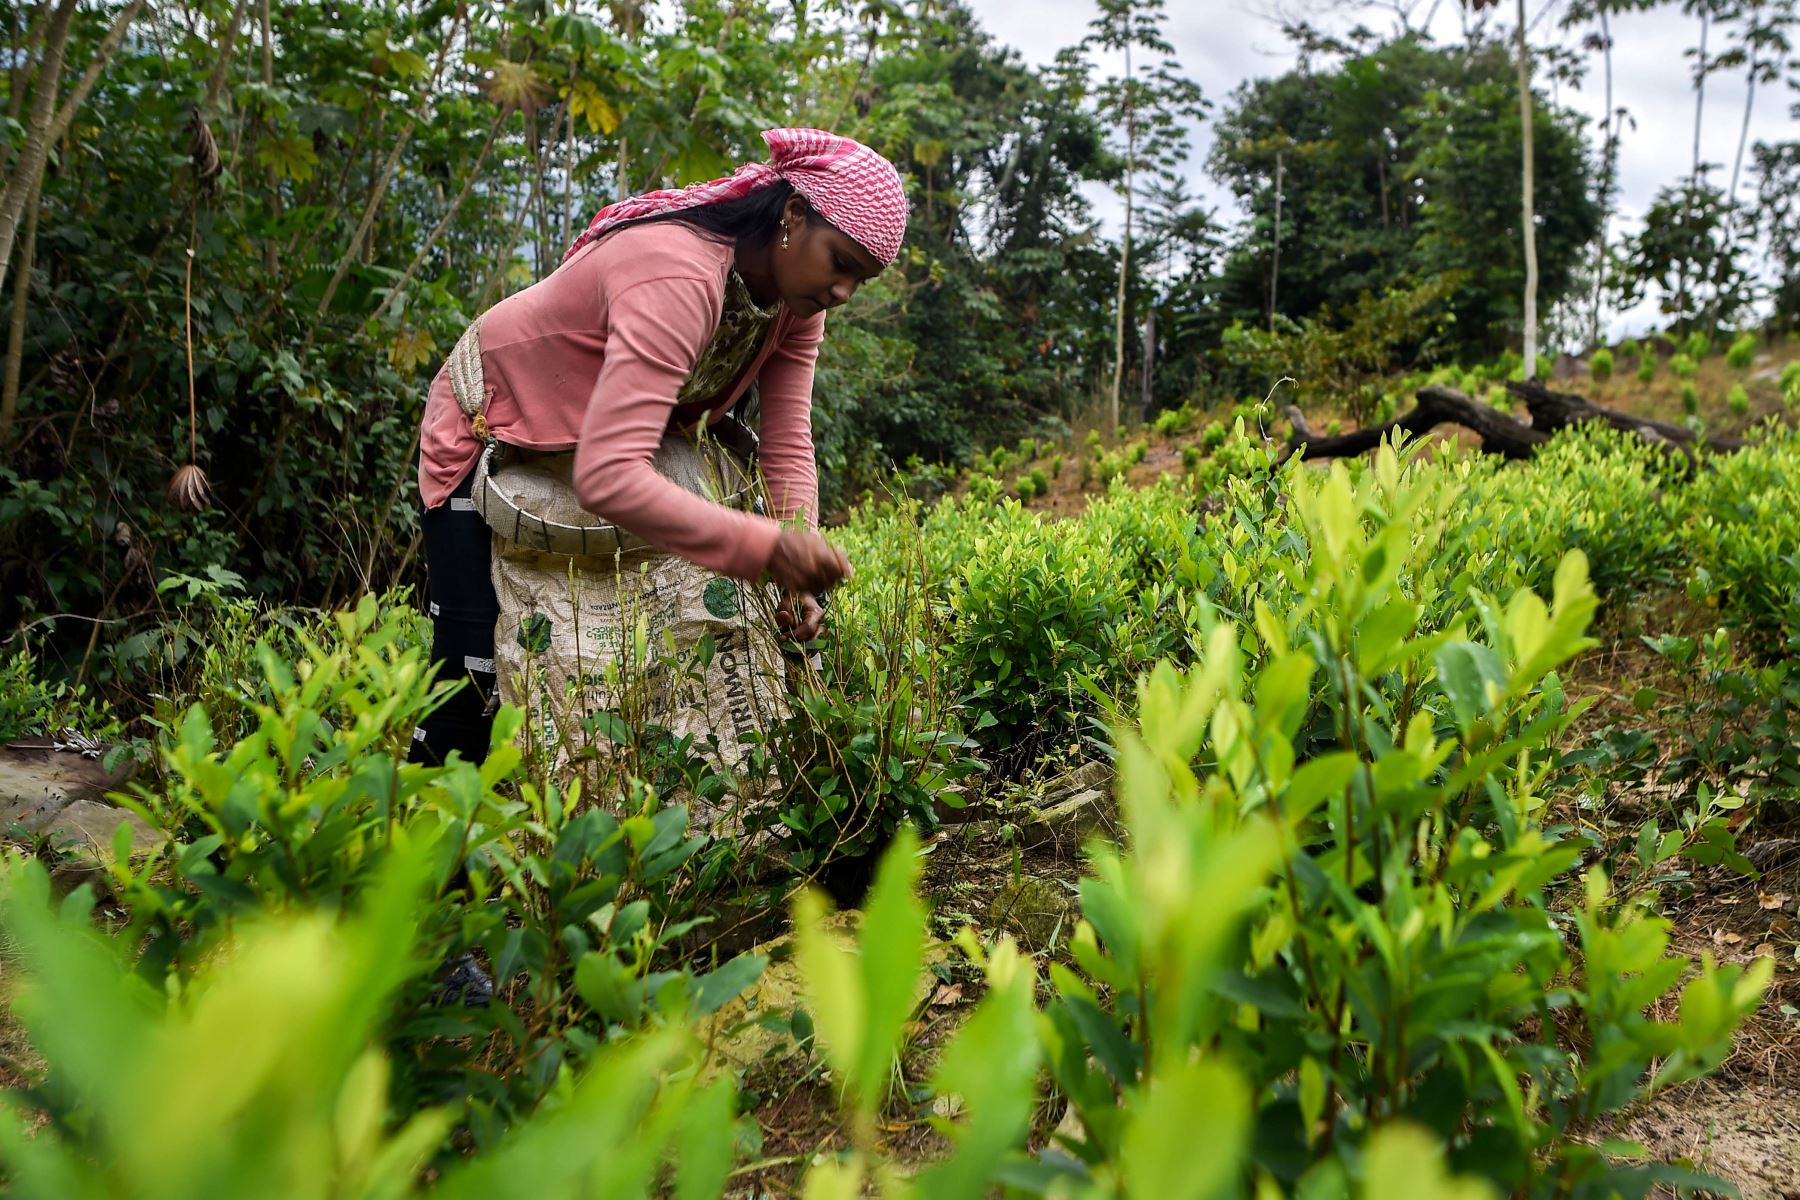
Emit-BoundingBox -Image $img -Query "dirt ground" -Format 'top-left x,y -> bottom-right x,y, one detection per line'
1622,1080 -> 1800,1200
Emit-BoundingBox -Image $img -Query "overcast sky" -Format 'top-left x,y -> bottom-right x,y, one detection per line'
962,0 -> 1796,341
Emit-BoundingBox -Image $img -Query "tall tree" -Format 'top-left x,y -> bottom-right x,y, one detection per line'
1721,0 -> 1794,213
1084,0 -> 1205,433
1563,1 -> 1657,347
1515,0 -> 1540,378
1675,0 -> 1729,330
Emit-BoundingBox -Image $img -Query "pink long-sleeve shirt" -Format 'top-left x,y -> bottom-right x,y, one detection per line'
418,222 -> 825,581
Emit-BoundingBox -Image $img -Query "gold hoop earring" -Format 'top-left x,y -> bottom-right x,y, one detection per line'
780,223 -> 791,250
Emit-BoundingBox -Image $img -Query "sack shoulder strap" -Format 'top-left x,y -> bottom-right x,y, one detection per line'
448,315 -> 487,425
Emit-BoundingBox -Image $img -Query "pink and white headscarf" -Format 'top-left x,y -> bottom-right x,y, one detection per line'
562,127 -> 908,267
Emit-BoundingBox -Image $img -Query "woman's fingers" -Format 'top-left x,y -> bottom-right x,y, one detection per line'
775,591 -> 825,643
792,593 -> 824,641
770,530 -> 851,594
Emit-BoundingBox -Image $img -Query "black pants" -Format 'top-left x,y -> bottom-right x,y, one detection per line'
410,468 -> 499,766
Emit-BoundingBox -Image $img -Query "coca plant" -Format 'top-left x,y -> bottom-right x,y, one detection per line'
1040,449 -> 1769,1196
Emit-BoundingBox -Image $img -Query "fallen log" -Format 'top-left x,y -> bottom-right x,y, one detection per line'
1503,380 -> 1745,451
1281,384 -> 1549,463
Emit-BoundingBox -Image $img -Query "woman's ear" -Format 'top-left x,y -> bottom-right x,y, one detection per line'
782,194 -> 812,232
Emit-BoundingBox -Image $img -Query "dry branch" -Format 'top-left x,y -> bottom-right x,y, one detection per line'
1502,380 -> 1745,451
1283,379 -> 1755,468
1281,384 -> 1549,462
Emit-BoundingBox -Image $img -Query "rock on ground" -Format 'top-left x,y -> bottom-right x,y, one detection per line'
0,741 -> 162,867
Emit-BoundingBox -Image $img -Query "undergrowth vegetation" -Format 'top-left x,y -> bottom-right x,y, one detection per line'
5,425 -> 1800,1194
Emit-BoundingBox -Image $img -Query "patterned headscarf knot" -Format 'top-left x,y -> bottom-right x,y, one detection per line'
563,127 -> 908,267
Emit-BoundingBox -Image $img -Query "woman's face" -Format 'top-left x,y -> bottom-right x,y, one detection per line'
772,197 -> 885,317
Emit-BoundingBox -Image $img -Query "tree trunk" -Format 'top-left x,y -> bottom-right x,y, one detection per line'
1108,42 -> 1134,436
1726,32 -> 1756,210
202,0 -> 254,114
0,0 -> 78,296
1588,5 -> 1615,349
0,169 -> 43,443
1269,148 -> 1283,332
1139,309 -> 1155,423
1678,10 -> 1709,332
1516,0 -> 1538,380
367,109 -> 505,327
310,4 -> 466,328
259,0 -> 279,275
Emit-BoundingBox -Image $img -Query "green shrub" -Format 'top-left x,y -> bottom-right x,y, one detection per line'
1638,629 -> 1800,819
965,473 -> 1002,505
1048,453 -> 1064,478
1016,436 -> 1037,459
1636,353 -> 1658,384
1201,421 -> 1228,451
1453,424 -> 1684,598
1781,360 -> 1800,395
1728,382 -> 1750,416
1675,428 -> 1800,648
1589,347 -> 1614,382
0,648 -> 117,744
943,508 -> 1129,747
1685,330 -> 1712,359
1619,337 -> 1642,361
1124,439 -> 1148,466
1325,418 -> 1342,437
1726,332 -> 1758,370
1682,382 -> 1701,414
1084,428 -> 1102,452
1028,467 -> 1048,494
35,597 -> 767,1146
774,582 -> 983,868
1669,352 -> 1699,380
1151,405 -> 1194,437
1181,444 -> 1202,470
1015,475 -> 1038,502
1038,452 -> 1767,1196
0,845 -> 750,1200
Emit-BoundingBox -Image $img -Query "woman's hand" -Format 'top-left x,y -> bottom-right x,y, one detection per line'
767,529 -> 851,596
776,591 -> 826,642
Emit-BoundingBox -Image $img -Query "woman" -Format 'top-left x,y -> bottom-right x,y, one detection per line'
411,127 -> 907,767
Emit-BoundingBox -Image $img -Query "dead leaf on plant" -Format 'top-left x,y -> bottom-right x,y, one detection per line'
930,983 -> 963,1007
1752,943 -> 1777,959
1759,891 -> 1792,910
1716,930 -> 1744,946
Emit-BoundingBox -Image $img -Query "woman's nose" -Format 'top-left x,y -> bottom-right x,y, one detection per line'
829,279 -> 856,306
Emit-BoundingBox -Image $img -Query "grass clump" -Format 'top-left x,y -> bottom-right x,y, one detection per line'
1590,347 -> 1613,382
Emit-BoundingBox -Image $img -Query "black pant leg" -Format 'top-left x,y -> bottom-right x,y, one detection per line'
410,469 -> 499,766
